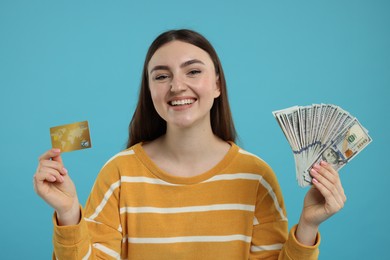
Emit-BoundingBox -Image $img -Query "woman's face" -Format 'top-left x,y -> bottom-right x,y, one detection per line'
147,40 -> 220,130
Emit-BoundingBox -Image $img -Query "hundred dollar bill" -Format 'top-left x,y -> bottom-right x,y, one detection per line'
303,118 -> 372,185
273,104 -> 372,187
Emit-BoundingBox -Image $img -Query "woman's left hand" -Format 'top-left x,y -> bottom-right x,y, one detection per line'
296,160 -> 347,245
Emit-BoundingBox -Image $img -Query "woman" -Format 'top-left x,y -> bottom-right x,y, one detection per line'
34,29 -> 346,259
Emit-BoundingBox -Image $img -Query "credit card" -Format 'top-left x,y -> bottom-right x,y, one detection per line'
50,120 -> 92,152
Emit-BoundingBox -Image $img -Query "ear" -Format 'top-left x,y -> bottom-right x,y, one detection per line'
214,74 -> 221,98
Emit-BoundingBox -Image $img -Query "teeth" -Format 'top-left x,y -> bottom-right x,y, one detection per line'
170,99 -> 195,106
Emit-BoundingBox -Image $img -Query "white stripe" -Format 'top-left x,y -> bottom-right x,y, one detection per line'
120,203 -> 255,214
88,149 -> 134,202
127,235 -> 251,244
93,243 -> 120,259
81,244 -> 92,260
102,150 -> 135,168
121,176 -> 179,186
203,173 -> 262,183
122,234 -> 128,244
259,178 -> 288,221
121,173 -> 262,186
88,180 -> 121,220
251,243 -> 284,252
238,149 -> 267,163
84,217 -> 102,225
238,149 -> 288,221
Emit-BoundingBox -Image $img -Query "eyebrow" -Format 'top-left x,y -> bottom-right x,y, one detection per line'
149,59 -> 205,74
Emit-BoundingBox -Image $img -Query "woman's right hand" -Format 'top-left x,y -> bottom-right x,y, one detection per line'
33,148 -> 80,226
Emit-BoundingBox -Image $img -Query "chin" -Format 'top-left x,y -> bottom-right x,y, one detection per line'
166,113 -> 210,130
171,120 -> 195,129
169,117 -> 204,129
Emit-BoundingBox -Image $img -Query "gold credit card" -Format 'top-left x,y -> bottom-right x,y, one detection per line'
50,120 -> 92,152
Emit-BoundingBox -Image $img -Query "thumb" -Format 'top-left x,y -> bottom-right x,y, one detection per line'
51,148 -> 64,165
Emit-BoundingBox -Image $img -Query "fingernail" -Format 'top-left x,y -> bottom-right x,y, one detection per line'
320,161 -> 328,166
312,178 -> 319,184
53,148 -> 61,153
313,164 -> 320,170
310,168 -> 318,175
63,168 -> 68,174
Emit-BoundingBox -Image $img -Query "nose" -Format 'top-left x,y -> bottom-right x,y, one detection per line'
170,76 -> 187,92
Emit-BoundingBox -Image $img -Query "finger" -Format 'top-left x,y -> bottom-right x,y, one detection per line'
310,168 -> 345,205
313,163 -> 343,192
33,172 -> 56,188
312,163 -> 338,184
38,149 -> 66,176
40,160 -> 68,176
33,172 -> 56,197
316,162 -> 347,203
51,150 -> 63,165
319,161 -> 339,177
310,167 -> 346,207
39,148 -> 61,161
312,177 -> 344,215
35,167 -> 64,184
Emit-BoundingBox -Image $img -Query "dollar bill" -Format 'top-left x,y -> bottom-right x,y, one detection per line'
304,118 -> 372,183
273,104 -> 372,187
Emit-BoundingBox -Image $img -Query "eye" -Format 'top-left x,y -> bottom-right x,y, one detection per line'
187,70 -> 201,77
154,74 -> 170,81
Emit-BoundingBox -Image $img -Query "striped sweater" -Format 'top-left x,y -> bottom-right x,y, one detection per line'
53,142 -> 320,259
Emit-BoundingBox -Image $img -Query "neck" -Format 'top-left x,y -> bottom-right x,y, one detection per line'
142,122 -> 231,178
162,124 -> 220,161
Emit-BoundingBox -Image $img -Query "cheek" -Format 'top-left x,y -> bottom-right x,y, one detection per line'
196,76 -> 219,96
149,89 -> 158,101
148,89 -> 165,114
149,84 -> 165,101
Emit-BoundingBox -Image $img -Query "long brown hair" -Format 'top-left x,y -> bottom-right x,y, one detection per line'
127,29 -> 237,148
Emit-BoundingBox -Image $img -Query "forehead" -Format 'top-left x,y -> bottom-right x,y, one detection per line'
148,41 -> 213,68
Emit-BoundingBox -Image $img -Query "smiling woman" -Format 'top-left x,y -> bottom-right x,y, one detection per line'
128,29 -> 236,147
33,29 -> 346,259
147,41 -> 221,130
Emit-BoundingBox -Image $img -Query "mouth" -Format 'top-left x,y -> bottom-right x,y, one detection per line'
168,98 -> 196,106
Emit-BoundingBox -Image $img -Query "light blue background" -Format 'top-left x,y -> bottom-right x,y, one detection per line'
0,0 -> 388,259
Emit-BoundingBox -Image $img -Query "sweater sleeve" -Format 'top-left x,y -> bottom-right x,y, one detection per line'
249,162 -> 320,260
52,158 -> 123,259
278,225 -> 320,259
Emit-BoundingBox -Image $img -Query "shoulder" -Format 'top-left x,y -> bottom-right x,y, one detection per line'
229,143 -> 280,185
101,146 -> 137,169
97,143 -> 142,179
232,144 -> 274,173
89,144 -> 148,190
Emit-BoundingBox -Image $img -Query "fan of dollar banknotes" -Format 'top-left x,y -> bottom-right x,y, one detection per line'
272,104 -> 372,187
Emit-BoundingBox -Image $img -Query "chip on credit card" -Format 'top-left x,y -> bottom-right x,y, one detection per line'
50,120 -> 92,152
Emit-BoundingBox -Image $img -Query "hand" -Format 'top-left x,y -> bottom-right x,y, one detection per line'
296,161 -> 347,245
33,149 -> 80,225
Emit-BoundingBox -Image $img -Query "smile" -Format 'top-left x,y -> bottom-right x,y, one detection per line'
169,99 -> 196,106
